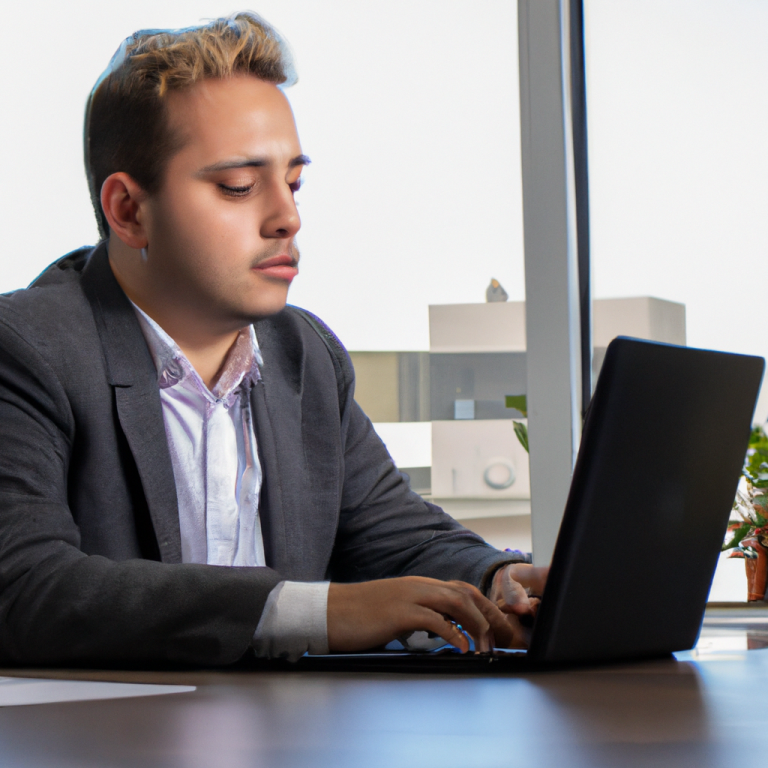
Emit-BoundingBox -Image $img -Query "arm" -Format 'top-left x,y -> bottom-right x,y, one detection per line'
0,319 -> 280,666
330,398 -> 525,588
306,317 -> 528,651
255,308 -> 532,655
291,306 -> 525,588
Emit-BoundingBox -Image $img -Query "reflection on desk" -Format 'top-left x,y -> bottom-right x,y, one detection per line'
0,606 -> 766,768
694,606 -> 768,654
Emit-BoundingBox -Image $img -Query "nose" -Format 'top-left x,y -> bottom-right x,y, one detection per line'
260,177 -> 301,240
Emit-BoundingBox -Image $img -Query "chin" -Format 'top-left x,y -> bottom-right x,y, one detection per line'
239,293 -> 290,321
219,279 -> 292,324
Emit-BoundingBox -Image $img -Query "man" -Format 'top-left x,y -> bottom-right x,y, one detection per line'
0,13 -> 546,666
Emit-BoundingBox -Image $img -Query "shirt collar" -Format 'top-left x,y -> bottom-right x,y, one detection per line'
130,302 -> 263,401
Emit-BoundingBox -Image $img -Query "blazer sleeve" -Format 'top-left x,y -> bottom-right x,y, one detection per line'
0,319 -> 282,666
303,316 -> 526,589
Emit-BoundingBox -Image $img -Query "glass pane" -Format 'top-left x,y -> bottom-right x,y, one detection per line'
0,1 -> 529,553
585,0 -> 768,601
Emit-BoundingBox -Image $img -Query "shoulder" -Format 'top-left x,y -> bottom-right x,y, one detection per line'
287,306 -> 352,374
28,245 -> 93,288
254,305 -> 354,398
0,245 -> 93,323
0,245 -> 101,370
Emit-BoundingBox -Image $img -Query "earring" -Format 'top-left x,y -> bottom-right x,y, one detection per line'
140,246 -> 148,262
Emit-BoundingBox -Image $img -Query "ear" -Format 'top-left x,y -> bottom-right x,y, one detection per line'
100,172 -> 149,249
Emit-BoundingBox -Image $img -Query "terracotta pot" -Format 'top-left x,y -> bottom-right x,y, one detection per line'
745,544 -> 768,602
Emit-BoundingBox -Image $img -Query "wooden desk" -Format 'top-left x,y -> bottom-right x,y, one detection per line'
1,609 -> 767,768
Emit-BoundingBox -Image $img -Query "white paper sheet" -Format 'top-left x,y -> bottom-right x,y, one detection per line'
0,676 -> 195,707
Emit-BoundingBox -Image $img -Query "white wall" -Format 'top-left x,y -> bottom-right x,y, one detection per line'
3,1 -> 763,597
3,2 -> 765,368
0,0 -> 523,352
585,0 -> 768,417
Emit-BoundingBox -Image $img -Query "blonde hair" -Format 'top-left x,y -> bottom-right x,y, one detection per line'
85,12 -> 296,238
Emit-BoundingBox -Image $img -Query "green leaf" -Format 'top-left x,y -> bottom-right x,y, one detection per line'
741,425 -> 768,481
723,522 -> 751,551
505,395 -> 527,417
743,467 -> 759,485
749,424 -> 768,449
513,421 -> 529,453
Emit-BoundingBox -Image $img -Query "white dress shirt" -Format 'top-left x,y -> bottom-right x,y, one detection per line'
132,304 -> 329,660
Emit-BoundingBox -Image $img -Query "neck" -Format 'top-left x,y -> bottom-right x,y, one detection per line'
108,243 -> 242,390
160,321 -> 240,391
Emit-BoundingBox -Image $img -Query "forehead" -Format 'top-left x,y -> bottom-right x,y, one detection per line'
164,75 -> 300,162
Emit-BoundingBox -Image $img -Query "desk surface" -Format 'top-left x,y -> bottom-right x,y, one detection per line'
2,608 -> 767,768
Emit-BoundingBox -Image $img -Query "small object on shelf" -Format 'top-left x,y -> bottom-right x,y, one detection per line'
486,278 -> 509,303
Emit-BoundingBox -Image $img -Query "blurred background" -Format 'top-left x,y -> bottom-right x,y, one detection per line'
1,0 -> 766,597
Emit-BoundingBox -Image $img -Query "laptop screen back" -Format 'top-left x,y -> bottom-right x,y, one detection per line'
529,338 -> 764,663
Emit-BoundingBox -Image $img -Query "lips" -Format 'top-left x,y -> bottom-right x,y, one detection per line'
253,254 -> 298,282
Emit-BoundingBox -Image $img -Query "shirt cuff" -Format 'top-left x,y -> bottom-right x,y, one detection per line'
252,580 -> 330,661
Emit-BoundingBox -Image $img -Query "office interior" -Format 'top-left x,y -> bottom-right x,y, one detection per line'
1,1 -> 767,765
6,0 -> 766,594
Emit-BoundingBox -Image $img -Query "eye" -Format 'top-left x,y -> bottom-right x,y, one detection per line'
289,176 -> 303,193
218,184 -> 252,197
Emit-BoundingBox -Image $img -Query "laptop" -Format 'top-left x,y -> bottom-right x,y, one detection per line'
290,337 -> 764,671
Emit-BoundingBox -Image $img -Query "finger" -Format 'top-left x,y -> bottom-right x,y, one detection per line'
501,612 -> 533,650
403,577 -> 517,651
458,585 -> 516,648
506,564 -> 549,596
430,583 -> 493,646
494,570 -> 535,616
412,607 -> 471,653
445,581 -> 518,650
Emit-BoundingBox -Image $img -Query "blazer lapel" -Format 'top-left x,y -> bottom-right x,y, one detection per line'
250,381 -> 286,572
252,313 -> 341,580
80,244 -> 182,564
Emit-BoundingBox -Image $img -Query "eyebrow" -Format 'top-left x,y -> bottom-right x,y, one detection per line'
197,154 -> 311,174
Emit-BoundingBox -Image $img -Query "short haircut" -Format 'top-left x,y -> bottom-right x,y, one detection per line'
85,12 -> 297,239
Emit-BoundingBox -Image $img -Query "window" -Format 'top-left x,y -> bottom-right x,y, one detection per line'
585,0 -> 768,600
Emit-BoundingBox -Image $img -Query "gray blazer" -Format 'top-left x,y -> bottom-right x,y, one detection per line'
0,243 -> 519,666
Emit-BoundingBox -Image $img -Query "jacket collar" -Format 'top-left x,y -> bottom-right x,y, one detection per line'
77,243 -> 313,574
80,243 -> 183,563
80,242 -> 156,387
132,301 -> 262,402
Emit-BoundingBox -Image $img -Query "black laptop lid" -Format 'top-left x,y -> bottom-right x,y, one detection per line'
529,338 -> 764,663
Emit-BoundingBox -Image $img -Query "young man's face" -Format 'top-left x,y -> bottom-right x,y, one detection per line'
141,75 -> 306,325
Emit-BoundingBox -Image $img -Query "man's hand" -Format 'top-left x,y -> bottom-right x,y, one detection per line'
327,577 -> 517,654
488,563 -> 550,648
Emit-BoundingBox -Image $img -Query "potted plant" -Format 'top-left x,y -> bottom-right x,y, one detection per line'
722,425 -> 768,601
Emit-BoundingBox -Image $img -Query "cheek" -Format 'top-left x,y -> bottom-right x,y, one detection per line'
170,190 -> 263,255
145,184 -> 270,297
